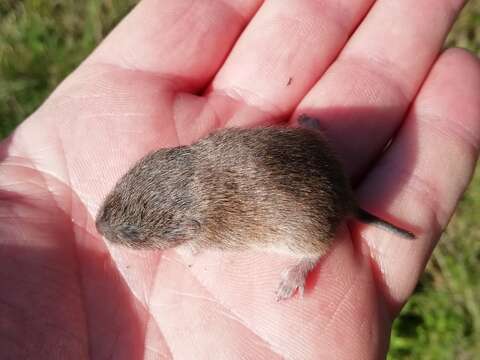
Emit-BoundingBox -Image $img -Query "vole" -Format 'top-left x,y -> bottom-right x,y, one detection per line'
96,115 -> 414,301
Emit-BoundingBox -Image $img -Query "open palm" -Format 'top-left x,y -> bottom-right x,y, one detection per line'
1,0 -> 479,359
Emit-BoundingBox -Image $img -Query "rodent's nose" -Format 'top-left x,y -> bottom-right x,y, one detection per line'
95,207 -> 106,234
95,219 -> 121,244
95,218 -> 108,236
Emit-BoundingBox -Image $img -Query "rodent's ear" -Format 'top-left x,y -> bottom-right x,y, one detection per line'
188,219 -> 201,232
298,114 -> 323,131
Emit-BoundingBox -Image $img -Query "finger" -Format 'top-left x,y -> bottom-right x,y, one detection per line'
85,0 -> 262,91
206,0 -> 375,127
294,0 -> 466,177
355,48 -> 480,314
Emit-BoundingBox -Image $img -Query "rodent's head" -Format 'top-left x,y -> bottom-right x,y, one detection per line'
95,147 -> 199,250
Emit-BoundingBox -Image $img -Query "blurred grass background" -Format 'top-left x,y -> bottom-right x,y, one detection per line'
0,0 -> 479,358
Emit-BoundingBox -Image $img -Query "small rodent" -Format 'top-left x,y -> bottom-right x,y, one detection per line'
96,115 -> 414,300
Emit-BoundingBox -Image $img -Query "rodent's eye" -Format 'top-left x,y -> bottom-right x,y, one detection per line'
117,224 -> 141,241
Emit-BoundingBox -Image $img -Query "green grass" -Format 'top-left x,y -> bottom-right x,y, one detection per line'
0,0 -> 138,136
1,1 -> 479,358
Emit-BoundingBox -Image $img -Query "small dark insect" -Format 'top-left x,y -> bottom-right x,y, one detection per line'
287,77 -> 293,86
96,115 -> 414,300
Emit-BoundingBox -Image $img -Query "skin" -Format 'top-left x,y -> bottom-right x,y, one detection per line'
0,0 -> 479,359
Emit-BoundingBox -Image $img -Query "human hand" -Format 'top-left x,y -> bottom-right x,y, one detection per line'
1,0 -> 479,358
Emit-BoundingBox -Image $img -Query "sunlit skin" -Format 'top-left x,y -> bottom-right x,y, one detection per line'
1,0 -> 479,358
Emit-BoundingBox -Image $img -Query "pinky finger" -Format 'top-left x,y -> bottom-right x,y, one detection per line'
355,48 -> 480,314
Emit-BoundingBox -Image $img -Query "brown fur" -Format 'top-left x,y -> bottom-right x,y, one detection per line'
96,124 -> 412,257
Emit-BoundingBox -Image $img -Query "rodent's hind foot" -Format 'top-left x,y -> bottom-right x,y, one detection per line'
275,272 -> 305,301
275,257 -> 319,301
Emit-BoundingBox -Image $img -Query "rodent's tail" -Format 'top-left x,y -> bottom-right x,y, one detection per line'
355,208 -> 415,239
